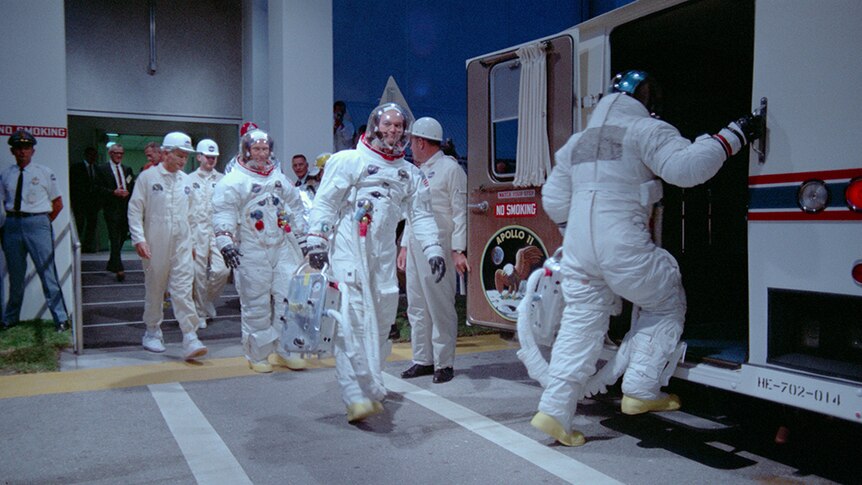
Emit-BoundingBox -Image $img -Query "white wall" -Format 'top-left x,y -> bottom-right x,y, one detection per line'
65,0 -> 243,121
0,0 -> 73,322
269,0 -> 333,179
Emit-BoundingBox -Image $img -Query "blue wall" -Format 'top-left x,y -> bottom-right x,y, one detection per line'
333,0 -> 631,157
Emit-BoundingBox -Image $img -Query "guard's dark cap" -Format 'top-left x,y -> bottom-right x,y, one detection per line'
8,129 -> 37,147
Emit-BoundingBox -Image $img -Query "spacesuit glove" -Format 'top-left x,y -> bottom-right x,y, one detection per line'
305,234 -> 329,270
220,244 -> 242,269
429,256 -> 446,283
308,250 -> 329,270
732,112 -> 765,144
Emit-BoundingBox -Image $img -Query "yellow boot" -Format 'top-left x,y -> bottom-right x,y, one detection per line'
347,400 -> 384,423
530,412 -> 586,447
621,393 -> 681,415
247,360 -> 273,373
269,352 -> 307,370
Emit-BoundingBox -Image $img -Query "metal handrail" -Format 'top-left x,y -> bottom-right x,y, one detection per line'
69,213 -> 83,353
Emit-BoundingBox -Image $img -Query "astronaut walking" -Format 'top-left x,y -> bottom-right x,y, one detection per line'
189,139 -> 230,326
128,132 -> 207,360
534,71 -> 763,446
306,103 -> 446,423
212,130 -> 308,373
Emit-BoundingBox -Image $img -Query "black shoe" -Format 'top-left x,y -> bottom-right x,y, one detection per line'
433,367 -> 454,384
116,271 -> 125,282
56,321 -> 68,333
401,363 -> 434,379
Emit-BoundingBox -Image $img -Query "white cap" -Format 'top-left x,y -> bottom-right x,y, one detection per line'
411,117 -> 443,142
308,165 -> 320,177
196,139 -> 219,156
162,132 -> 195,153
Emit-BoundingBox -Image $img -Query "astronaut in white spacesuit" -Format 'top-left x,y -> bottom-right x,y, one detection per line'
128,132 -> 207,360
306,102 -> 446,422
534,70 -> 764,446
212,129 -> 309,373
189,139 -> 230,327
396,117 -> 468,384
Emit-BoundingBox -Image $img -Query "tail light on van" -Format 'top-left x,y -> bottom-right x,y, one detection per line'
853,261 -> 862,287
845,177 -> 862,212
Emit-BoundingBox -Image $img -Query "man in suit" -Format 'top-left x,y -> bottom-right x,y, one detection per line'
69,146 -> 101,252
96,143 -> 135,281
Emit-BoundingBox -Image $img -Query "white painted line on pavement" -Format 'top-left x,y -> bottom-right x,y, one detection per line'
149,382 -> 253,485
384,373 -> 623,485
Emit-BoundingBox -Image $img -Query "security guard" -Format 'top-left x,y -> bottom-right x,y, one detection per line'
1,130 -> 69,332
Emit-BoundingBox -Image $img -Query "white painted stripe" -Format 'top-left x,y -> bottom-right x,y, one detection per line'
149,382 -> 253,485
84,314 -> 241,328
384,373 -> 623,485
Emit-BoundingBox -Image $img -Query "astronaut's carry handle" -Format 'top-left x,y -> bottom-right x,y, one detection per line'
659,341 -> 687,387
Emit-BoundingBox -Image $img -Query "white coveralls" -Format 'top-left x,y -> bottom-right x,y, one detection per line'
308,141 -> 443,407
539,93 -> 739,431
189,168 -> 230,320
212,162 -> 306,365
401,151 -> 466,370
128,164 -> 201,337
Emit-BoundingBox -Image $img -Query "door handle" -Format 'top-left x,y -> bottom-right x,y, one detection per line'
468,201 -> 489,214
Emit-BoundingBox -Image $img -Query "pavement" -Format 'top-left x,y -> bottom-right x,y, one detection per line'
0,252 -> 856,484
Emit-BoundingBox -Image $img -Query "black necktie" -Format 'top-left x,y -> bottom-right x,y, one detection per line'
13,166 -> 23,212
87,163 -> 94,181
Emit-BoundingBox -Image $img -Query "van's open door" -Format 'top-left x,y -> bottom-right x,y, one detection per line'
465,34 -> 575,331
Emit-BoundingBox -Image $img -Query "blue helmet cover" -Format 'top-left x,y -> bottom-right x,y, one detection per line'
611,70 -> 649,95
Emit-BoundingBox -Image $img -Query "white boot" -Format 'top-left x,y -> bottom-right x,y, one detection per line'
142,330 -> 166,353
182,333 -> 208,361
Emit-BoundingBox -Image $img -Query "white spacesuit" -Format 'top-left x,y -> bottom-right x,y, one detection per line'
307,103 -> 445,422
189,139 -> 230,325
212,130 -> 308,372
399,117 -> 467,384
533,71 -> 763,446
128,132 -> 207,360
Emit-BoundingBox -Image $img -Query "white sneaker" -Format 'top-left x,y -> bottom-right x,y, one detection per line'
182,334 -> 208,361
197,318 -> 208,330
142,331 -> 166,353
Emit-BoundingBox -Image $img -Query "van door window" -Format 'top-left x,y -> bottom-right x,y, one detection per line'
490,59 -> 520,179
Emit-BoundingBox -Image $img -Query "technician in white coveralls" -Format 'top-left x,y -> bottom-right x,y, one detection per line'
306,103 -> 446,422
189,139 -> 230,327
534,71 -> 764,446
396,117 -> 468,384
212,130 -> 309,373
128,132 -> 207,360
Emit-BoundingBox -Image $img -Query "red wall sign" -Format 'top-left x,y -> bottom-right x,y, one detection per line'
495,202 -> 537,218
0,124 -> 67,138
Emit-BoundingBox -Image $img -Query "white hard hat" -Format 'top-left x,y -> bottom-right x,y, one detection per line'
411,117 -> 443,142
196,139 -> 219,156
162,132 -> 195,153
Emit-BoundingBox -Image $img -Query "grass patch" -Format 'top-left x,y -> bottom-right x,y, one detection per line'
393,294 -> 499,342
0,320 -> 71,374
